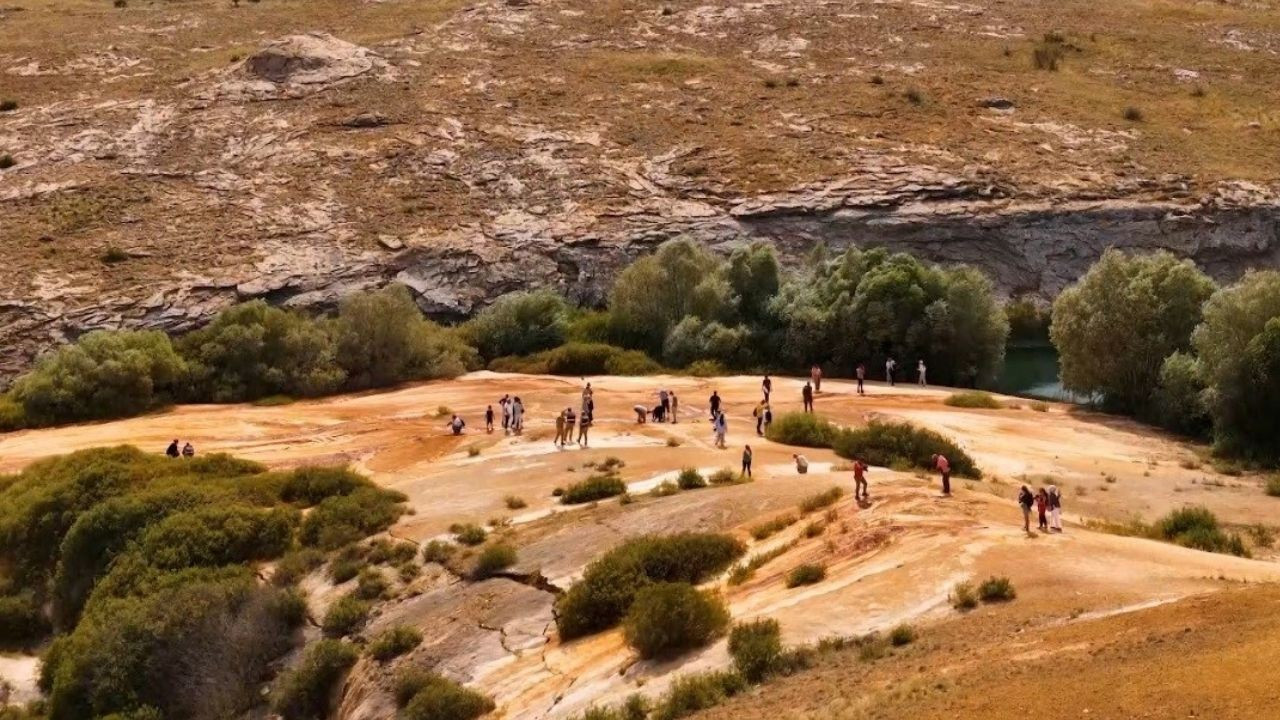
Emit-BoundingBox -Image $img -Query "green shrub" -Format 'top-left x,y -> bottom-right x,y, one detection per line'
943,391 -> 1003,409
0,592 -> 49,646
0,396 -> 26,430
651,671 -> 746,720
708,468 -> 745,485
272,639 -> 359,720
888,623 -> 916,646
368,625 -> 422,662
504,495 -> 528,510
366,539 -> 418,566
726,541 -> 796,587
8,330 -> 185,426
605,349 -> 664,375
272,549 -> 326,586
765,413 -> 839,447
686,360 -> 728,377
650,481 -> 679,497
472,543 -> 517,579
833,420 -> 980,478
462,290 -> 569,360
451,523 -> 487,546
951,581 -> 977,610
270,588 -> 309,627
562,473 -> 627,504
676,468 -> 707,490
977,576 -> 1016,602
798,487 -> 843,513
749,514 -> 797,540
329,556 -> 364,584
728,618 -> 783,682
281,466 -> 367,506
1029,401 -> 1049,412
803,521 -> 825,538
556,533 -> 745,639
567,310 -> 612,343
1267,476 -> 1280,498
355,568 -> 389,599
253,394 -> 295,406
299,487 -> 407,550
322,595 -> 370,637
623,582 -> 729,659
400,674 -> 495,720
423,540 -> 456,564
785,564 -> 825,588
136,505 -> 296,570
1153,506 -> 1248,556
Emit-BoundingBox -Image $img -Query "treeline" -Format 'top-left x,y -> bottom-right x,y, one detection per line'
1051,250 -> 1280,465
0,239 -> 1013,431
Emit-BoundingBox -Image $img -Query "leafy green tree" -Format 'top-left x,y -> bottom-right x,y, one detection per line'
9,330 -> 185,425
724,242 -> 781,323
1149,351 -> 1210,438
607,240 -> 723,354
177,301 -> 345,402
1051,249 -> 1216,413
331,285 -> 474,390
462,290 -> 569,360
924,267 -> 1009,386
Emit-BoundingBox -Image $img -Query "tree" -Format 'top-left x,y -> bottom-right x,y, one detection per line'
462,290 -> 569,360
9,330 -> 185,425
724,242 -> 781,323
177,301 -> 345,402
1193,271 -> 1280,462
1051,249 -> 1216,413
1149,351 -> 1210,438
607,240 -> 721,355
925,267 -> 1010,387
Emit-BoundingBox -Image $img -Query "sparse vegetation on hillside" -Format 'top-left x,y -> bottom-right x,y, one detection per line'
394,670 -> 495,720
785,564 -> 826,588
368,625 -> 423,662
562,472 -> 627,504
728,619 -> 784,682
765,412 -> 839,447
833,420 -> 981,478
623,582 -> 730,659
272,639 -> 359,720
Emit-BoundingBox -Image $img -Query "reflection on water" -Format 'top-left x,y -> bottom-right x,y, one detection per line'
994,344 -> 1080,401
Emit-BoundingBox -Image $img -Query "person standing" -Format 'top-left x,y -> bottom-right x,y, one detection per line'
1035,488 -> 1049,531
917,360 -> 927,387
577,410 -> 592,447
1048,486 -> 1063,532
931,453 -> 951,495
511,397 -> 524,434
500,395 -> 512,434
713,411 -> 728,449
554,410 -> 567,448
1018,485 -> 1034,533
753,400 -> 766,436
853,458 -> 869,500
802,381 -> 814,413
763,404 -> 773,434
709,390 -> 722,419
581,382 -> 593,414
856,363 -> 866,395
485,405 -> 495,433
885,357 -> 897,386
762,375 -> 773,402
742,444 -> 753,478
166,439 -> 180,458
565,407 -> 577,445
670,390 -> 679,424
811,364 -> 822,393
659,388 -> 671,423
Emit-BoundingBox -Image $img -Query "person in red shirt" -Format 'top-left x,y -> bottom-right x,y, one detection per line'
853,458 -> 870,500
931,453 -> 951,496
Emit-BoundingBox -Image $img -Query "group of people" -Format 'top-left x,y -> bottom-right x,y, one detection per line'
1017,484 -> 1065,533
554,404 -> 592,448
882,357 -> 928,387
164,439 -> 195,458
635,388 -> 679,423
484,395 -> 527,435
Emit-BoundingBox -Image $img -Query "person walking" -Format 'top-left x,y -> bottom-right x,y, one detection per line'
713,411 -> 728,449
742,444 -> 753,478
1018,485 -> 1035,533
709,390 -> 721,420
856,363 -> 866,395
853,457 -> 869,500
885,357 -> 897,386
917,360 -> 927,387
762,375 -> 773,402
564,407 -> 577,445
577,410 -> 592,447
500,395 -> 512,434
554,410 -> 567,448
1048,485 -> 1063,532
165,439 -> 180,458
511,397 -> 524,434
802,381 -> 814,412
931,453 -> 951,495
1035,488 -> 1049,531
753,400 -> 766,436
485,405 -> 495,433
811,364 -> 823,393
181,442 -> 195,458
670,390 -> 679,424
793,453 -> 809,474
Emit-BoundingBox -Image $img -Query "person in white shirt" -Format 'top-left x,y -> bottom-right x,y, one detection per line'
793,453 -> 809,474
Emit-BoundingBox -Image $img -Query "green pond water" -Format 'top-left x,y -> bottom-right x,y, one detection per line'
993,344 -> 1077,401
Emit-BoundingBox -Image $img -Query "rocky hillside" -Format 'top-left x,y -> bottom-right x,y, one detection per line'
3,0 -> 1280,379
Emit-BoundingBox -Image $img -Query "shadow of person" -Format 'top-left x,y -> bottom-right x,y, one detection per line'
856,497 -> 872,510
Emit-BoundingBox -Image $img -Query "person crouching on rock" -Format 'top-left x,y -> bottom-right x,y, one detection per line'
634,404 -> 648,423
166,439 -> 180,458
793,453 -> 809,474
931,453 -> 951,496
446,414 -> 466,436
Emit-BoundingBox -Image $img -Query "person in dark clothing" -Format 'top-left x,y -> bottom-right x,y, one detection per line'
1018,485 -> 1035,533
742,445 -> 753,478
709,391 -> 721,419
485,405 -> 495,433
166,439 -> 180,458
802,382 -> 814,412
181,442 -> 194,458
652,404 -> 665,423
1035,488 -> 1049,531
762,375 -> 772,402
853,458 -> 869,500
856,364 -> 866,395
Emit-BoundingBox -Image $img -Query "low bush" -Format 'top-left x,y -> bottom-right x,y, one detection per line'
833,420 -> 980,478
272,639 -> 359,720
0,99 -> 16,112
651,671 -> 746,720
708,468 -> 745,485
888,623 -> 916,646
366,539 -> 418,566
726,540 -> 796,587
322,595 -> 370,637
0,153 -> 15,170
798,487 -> 843,513
1123,105 -> 1144,122
329,555 -> 364,584
0,592 -> 49,646
462,290 -> 569,361
422,540 -> 456,564
765,413 -> 838,447
281,466 -> 367,507
943,391 -> 1003,409
273,549 -> 326,586
355,568 -> 390,600
400,674 -> 495,720
676,468 -> 707,490
504,495 -> 527,510
1153,506 -> 1247,556
951,581 -> 978,610
803,521 -> 825,538
492,342 -> 662,377
977,576 -> 1016,602
1029,400 -> 1049,412
562,473 -> 627,504
749,514 -> 798,540
472,543 -> 517,580
728,618 -> 783,682
650,481 -> 679,497
556,533 -> 745,639
1265,476 -> 1280,498
686,360 -> 728,377
451,523 -> 488,546
368,625 -> 423,662
623,582 -> 729,659
785,564 -> 826,588
299,487 -> 408,550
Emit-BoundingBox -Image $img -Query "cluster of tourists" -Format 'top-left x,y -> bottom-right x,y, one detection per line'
635,388 -> 679,423
1017,484 -> 1065,533
882,357 -> 929,387
164,439 -> 196,458
483,395 -> 526,435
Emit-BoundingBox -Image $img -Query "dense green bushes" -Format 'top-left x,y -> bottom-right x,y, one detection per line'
322,595 -> 371,637
943,391 -> 1002,409
368,625 -> 423,662
728,619 -> 783,682
489,342 -> 662,376
561,472 -> 627,504
622,583 -> 729,659
462,290 -> 569,360
0,446 -> 403,720
833,420 -> 980,478
471,543 -> 517,579
395,671 -> 495,720
556,533 -> 745,640
764,413 -> 838,447
1154,506 -> 1247,556
272,639 -> 359,720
